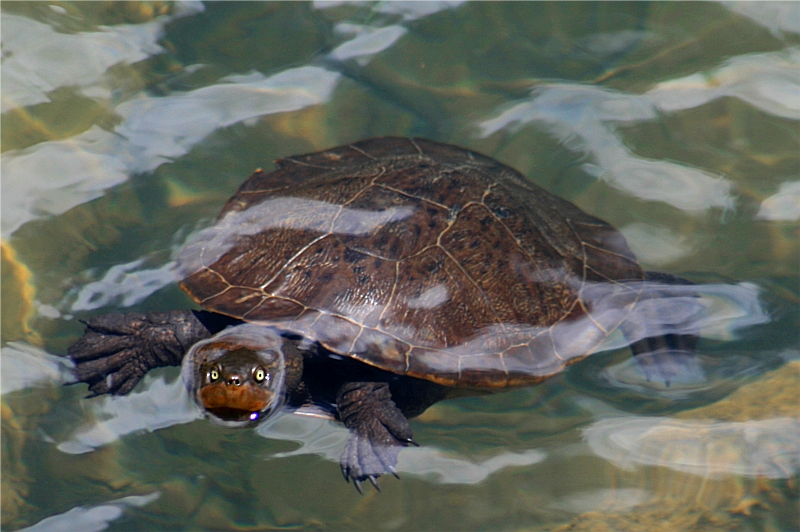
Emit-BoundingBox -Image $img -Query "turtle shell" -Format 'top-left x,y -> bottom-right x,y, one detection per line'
178,137 -> 644,388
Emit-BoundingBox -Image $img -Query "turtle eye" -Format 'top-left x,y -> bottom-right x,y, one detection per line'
208,366 -> 220,382
253,367 -> 267,383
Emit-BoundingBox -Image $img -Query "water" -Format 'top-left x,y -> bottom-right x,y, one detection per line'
2,2 -> 799,530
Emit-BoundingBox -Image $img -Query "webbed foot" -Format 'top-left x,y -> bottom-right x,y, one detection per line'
67,310 -> 214,396
336,381 -> 415,493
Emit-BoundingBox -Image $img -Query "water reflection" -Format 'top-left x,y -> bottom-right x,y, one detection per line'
723,1 -> 800,35
328,24 -> 408,65
757,180 -> 800,221
18,492 -> 160,532
2,67 -> 341,237
56,374 -> 199,455
550,488 -> 651,513
479,84 -> 735,212
2,1 -> 798,530
646,47 -> 800,120
71,259 -> 178,312
113,67 -> 340,172
314,0 -> 466,22
396,446 -> 547,484
0,342 -> 73,395
268,412 -> 547,484
618,223 -> 692,267
1,0 -> 468,238
584,414 -> 800,479
0,5 -> 201,112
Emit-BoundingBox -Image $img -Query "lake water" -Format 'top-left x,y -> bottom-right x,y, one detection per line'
2,2 -> 799,531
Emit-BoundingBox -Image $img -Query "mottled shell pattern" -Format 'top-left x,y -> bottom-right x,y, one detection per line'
179,137 -> 644,388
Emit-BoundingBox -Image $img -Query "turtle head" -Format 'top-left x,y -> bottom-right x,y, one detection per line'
181,324 -> 290,428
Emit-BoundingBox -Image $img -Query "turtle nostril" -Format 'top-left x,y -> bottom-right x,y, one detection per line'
228,376 -> 242,386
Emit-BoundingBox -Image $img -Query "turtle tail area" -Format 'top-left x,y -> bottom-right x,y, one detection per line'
621,271 -> 701,387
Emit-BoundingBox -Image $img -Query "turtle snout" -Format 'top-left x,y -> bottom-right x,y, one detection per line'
198,380 -> 271,412
226,374 -> 244,386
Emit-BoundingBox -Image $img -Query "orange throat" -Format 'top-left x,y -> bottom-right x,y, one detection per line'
199,382 -> 271,412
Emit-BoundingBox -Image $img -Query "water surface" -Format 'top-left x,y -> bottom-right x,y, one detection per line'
2,2 -> 799,531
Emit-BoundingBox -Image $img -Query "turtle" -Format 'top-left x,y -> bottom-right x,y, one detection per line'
67,137 -> 696,492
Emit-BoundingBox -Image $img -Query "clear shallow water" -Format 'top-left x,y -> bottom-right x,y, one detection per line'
2,2 -> 799,531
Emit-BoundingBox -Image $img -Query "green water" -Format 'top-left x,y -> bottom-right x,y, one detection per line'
2,2 -> 799,531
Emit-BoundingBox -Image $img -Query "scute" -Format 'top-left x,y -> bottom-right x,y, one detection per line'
179,137 -> 644,388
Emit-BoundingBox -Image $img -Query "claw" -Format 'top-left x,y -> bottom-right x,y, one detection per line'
341,466 -> 349,482
368,475 -> 381,492
353,478 -> 364,495
388,465 -> 400,479
406,437 -> 419,447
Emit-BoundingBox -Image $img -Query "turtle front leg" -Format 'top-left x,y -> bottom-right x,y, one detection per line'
68,310 -> 237,396
336,382 -> 417,493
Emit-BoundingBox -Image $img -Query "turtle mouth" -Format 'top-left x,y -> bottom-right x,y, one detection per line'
199,381 -> 271,410
198,382 -> 274,425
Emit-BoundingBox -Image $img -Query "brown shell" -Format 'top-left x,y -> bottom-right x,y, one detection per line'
179,137 -> 644,388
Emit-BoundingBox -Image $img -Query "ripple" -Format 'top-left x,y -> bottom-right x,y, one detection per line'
2,66 -> 341,237
479,84 -> 735,212
584,415 -> 800,479
18,492 -> 160,532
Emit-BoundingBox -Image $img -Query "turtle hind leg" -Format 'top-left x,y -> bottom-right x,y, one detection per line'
627,332 -> 699,387
622,271 -> 701,386
336,381 -> 416,493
